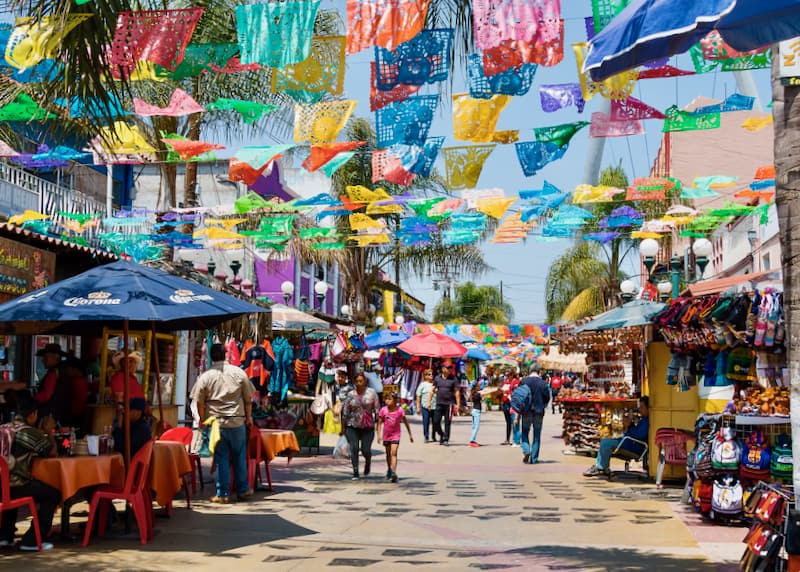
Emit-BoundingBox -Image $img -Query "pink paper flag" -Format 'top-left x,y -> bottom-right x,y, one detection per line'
372,150 -> 415,186
610,96 -> 666,121
589,112 -> 644,138
0,139 -> 19,157
134,88 -> 205,117
109,9 -> 204,71
473,0 -> 561,50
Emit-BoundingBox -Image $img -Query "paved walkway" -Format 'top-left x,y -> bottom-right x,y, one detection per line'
0,409 -> 745,570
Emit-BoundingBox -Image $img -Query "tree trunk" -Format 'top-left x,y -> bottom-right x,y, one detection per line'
183,77 -> 203,208
772,45 -> 800,505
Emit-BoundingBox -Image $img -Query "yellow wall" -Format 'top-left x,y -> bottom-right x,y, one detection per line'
646,341 -> 699,480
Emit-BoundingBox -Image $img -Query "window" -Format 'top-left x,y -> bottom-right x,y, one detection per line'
762,253 -> 771,271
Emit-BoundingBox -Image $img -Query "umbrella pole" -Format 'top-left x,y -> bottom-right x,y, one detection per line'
123,320 -> 131,468
151,324 -> 165,431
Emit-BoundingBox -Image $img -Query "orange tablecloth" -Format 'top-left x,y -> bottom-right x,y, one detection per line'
258,429 -> 300,463
32,454 -> 125,501
150,441 -> 192,507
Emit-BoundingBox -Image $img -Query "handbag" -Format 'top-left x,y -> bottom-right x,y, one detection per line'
310,394 -> 327,415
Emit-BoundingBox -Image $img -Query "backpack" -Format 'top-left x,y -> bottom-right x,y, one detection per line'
770,434 -> 793,481
740,430 -> 771,480
711,426 -> 741,471
0,421 -> 21,470
509,383 -> 532,414
694,431 -> 716,478
712,474 -> 743,516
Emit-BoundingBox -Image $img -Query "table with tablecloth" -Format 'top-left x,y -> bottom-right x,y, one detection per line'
258,429 -> 300,463
32,453 -> 125,536
150,441 -> 192,507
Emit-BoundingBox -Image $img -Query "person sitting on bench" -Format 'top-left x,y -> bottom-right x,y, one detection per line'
583,396 -> 649,478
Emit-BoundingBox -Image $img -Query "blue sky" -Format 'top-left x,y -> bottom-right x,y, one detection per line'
328,0 -> 773,324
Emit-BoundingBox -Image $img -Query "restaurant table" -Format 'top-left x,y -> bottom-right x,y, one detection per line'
31,453 -> 125,538
150,440 -> 192,508
255,429 -> 300,491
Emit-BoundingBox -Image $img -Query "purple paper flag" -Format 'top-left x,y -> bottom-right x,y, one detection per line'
540,84 -> 585,113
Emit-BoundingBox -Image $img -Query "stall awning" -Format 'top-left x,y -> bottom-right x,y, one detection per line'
271,304 -> 330,331
684,269 -> 782,297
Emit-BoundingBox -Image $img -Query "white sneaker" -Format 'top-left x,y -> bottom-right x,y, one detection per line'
510,443 -> 520,448
20,541 -> 53,551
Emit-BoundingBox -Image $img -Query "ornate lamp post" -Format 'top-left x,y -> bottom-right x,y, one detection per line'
314,281 -> 329,311
280,281 -> 294,305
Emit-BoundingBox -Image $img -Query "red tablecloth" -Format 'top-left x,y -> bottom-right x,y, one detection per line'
150,441 -> 192,507
258,429 -> 300,463
32,454 -> 125,501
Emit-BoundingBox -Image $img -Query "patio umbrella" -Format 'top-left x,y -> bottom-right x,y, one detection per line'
572,300 -> 666,333
446,331 -> 478,344
584,0 -> 800,81
364,328 -> 410,349
466,347 -> 491,361
270,303 -> 330,331
0,259 -> 267,465
397,332 -> 467,358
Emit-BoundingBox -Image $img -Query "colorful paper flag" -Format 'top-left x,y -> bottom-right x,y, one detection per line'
236,1 -> 320,67
346,0 -> 431,54
109,9 -> 203,71
134,88 -> 204,117
442,145 -> 495,190
663,105 -> 720,132
453,94 -> 510,143
294,101 -> 357,143
272,36 -> 346,102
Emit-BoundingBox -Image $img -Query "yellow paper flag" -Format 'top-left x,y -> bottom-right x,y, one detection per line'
294,101 -> 357,143
573,43 -> 638,101
99,122 -> 157,154
350,233 -> 390,247
5,15 -> 92,70
453,94 -> 510,143
205,217 -> 248,230
348,213 -> 385,230
194,227 -> 245,240
572,184 -> 626,203
346,185 -> 392,203
741,115 -> 773,131
366,202 -> 403,214
8,210 -> 48,225
476,197 -> 516,219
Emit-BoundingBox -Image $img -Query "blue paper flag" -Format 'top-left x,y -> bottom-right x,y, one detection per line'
295,193 -> 343,207
694,93 -> 755,114
450,213 -> 487,232
750,179 -> 775,190
375,95 -> 439,148
390,136 -> 445,177
514,142 -> 569,177
467,55 -> 537,99
375,29 -> 453,90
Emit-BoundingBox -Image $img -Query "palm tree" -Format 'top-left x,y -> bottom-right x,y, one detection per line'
327,118 -> 490,322
433,281 -> 512,324
544,241 -> 616,323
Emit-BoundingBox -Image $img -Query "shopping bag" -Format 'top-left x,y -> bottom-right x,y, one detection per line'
332,434 -> 350,459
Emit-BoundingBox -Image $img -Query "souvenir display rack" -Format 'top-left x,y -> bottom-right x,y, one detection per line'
561,397 -> 640,453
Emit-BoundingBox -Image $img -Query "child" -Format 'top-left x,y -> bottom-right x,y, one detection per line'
376,392 -> 413,482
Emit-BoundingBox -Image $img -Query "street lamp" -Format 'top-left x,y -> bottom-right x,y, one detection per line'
314,281 -> 328,310
280,281 -> 294,305
669,253 -> 682,298
619,279 -> 637,302
747,229 -> 758,249
657,280 -> 673,303
692,238 -> 712,280
375,316 -> 385,327
341,304 -> 351,318
229,260 -> 242,282
207,259 -> 217,277
639,238 -> 660,276
395,314 -> 405,325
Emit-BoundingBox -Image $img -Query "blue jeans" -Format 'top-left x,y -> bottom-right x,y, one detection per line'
214,424 -> 249,497
512,413 -> 522,445
595,437 -> 623,470
470,409 -> 481,442
420,406 -> 432,440
520,413 -> 544,463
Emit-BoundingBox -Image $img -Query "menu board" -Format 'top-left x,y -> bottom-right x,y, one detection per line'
0,237 -> 55,302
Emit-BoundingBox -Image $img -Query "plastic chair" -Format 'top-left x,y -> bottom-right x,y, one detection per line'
82,440 -> 155,547
0,456 -> 42,551
609,436 -> 649,481
655,428 -> 696,488
159,427 -> 201,506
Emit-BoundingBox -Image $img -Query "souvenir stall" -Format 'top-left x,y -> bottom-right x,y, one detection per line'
557,327 -> 643,454
650,291 -> 793,537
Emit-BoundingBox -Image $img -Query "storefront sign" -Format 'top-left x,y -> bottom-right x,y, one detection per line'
0,236 -> 55,301
779,37 -> 800,85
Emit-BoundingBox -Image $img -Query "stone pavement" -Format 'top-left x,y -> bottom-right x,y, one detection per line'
0,410 -> 746,570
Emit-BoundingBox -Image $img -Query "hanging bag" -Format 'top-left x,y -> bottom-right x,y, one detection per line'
711,426 -> 741,471
770,433 -> 793,481
711,474 -> 743,516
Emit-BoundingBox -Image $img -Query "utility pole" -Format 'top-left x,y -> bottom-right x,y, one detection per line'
500,280 -> 504,305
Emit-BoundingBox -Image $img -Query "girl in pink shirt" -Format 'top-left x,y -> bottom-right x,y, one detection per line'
376,392 -> 414,482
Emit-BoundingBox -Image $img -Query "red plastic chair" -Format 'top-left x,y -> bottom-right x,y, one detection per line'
0,456 -> 43,551
82,440 -> 155,546
159,427 -> 201,506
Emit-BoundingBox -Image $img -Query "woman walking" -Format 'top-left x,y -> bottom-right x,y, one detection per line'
415,369 -> 437,442
340,372 -> 380,480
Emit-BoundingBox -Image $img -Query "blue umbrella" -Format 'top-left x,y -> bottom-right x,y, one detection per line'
466,347 -> 491,361
584,0 -> 800,81
446,331 -> 478,344
572,300 -> 666,333
0,259 -> 267,334
364,328 -> 410,349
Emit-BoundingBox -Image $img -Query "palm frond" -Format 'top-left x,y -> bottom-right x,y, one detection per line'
559,287 -> 605,323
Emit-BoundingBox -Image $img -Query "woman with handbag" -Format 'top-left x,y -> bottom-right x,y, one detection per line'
340,372 -> 379,480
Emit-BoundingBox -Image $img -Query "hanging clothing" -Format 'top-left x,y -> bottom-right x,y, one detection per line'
241,340 -> 275,393
226,338 -> 242,366
270,337 -> 294,402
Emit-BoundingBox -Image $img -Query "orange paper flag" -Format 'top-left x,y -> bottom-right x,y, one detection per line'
302,141 -> 366,172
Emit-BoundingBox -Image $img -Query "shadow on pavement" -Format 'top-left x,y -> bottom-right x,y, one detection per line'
509,544 -> 724,571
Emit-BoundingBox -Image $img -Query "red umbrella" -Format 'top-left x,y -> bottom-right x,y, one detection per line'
397,332 -> 468,358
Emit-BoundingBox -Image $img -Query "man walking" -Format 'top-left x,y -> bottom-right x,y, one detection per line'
190,343 -> 255,503
518,369 -> 550,464
430,362 -> 460,446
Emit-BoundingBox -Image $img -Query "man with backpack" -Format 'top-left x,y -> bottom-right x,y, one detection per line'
0,394 -> 61,551
511,367 -> 550,464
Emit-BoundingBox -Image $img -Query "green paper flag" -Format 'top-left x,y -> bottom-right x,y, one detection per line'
408,198 -> 445,218
689,44 -> 771,74
234,191 -> 271,213
58,211 -> 100,224
157,43 -> 240,80
310,241 -> 346,250
300,227 -> 339,239
207,98 -> 278,124
534,121 -> 590,148
681,186 -> 720,199
259,215 -> 295,235
663,105 -> 720,132
0,94 -> 56,121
